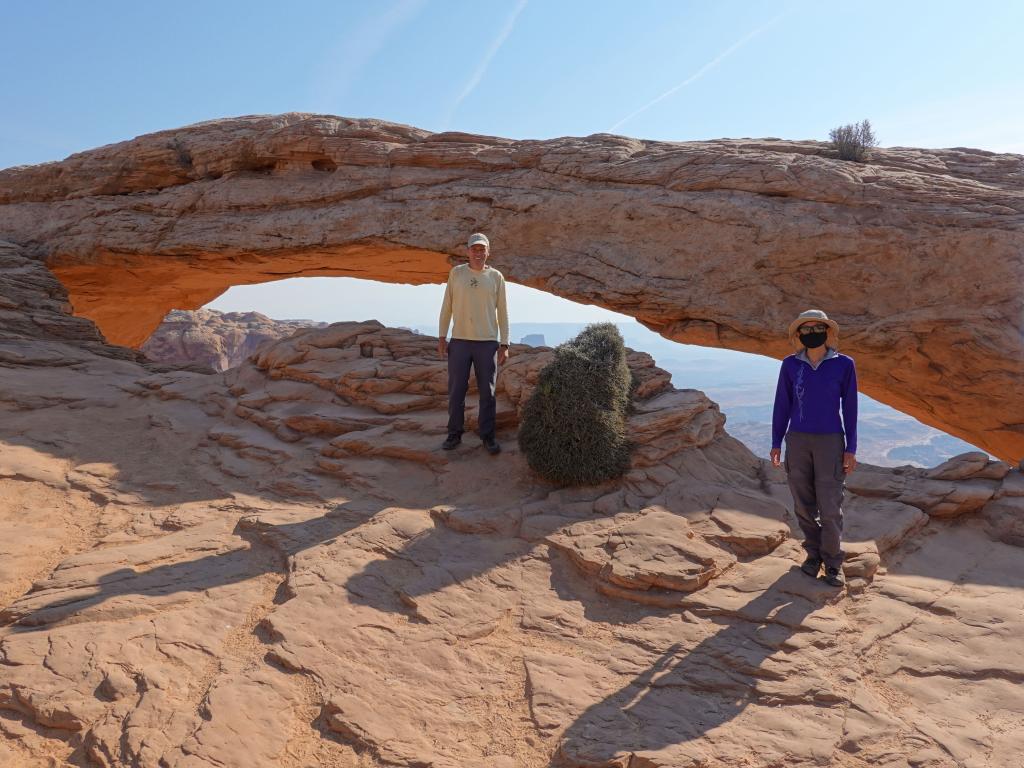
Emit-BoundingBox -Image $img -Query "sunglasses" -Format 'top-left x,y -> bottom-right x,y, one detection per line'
797,323 -> 830,335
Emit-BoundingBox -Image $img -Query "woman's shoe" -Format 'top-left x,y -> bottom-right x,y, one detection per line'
800,556 -> 822,578
822,567 -> 845,588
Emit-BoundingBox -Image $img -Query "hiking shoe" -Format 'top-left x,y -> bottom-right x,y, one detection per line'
482,436 -> 501,455
442,434 -> 461,451
800,556 -> 822,578
822,567 -> 845,588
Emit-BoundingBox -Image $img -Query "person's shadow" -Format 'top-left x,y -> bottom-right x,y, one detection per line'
0,506 -> 371,630
553,568 -> 833,765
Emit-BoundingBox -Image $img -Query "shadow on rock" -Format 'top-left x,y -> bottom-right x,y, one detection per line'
0,509 -> 369,630
342,503 -> 550,621
554,569 -> 836,766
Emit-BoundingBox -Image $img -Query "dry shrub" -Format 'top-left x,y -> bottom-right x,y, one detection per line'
829,119 -> 878,162
518,323 -> 632,485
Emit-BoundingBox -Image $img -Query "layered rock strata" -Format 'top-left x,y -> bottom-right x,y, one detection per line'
142,308 -> 325,371
0,114 -> 1021,461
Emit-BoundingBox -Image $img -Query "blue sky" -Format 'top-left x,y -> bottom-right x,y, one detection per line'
3,0 -> 1021,324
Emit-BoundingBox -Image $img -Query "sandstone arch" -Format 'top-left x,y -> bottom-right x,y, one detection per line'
0,113 -> 1022,461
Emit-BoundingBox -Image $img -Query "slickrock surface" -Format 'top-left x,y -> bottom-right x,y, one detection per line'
2,239 -> 1024,767
142,308 -> 326,371
0,114 -> 1022,462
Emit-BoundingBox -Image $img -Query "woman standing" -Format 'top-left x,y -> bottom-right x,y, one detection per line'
769,309 -> 858,588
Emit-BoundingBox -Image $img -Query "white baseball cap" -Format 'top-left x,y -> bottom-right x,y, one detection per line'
467,233 -> 490,248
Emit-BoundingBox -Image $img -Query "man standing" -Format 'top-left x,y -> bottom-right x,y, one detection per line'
438,233 -> 510,454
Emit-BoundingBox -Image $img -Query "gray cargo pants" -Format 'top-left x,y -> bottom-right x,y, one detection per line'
784,431 -> 846,570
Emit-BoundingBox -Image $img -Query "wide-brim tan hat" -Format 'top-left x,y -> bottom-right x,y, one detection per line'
787,309 -> 840,338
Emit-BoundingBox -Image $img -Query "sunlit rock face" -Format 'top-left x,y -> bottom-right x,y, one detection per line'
141,308 -> 326,371
1,114 -> 1021,461
3,237 -> 1024,767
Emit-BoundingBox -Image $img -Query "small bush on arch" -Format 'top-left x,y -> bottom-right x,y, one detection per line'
829,119 -> 878,162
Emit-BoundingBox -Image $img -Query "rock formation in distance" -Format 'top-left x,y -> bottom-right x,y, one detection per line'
142,308 -> 325,371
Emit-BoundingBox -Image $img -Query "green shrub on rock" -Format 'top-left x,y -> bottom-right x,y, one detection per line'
518,323 -> 632,485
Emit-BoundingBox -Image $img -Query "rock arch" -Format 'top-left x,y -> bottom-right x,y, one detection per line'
0,114 -> 1022,461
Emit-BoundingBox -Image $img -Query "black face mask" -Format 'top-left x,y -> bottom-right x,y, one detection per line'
800,331 -> 828,349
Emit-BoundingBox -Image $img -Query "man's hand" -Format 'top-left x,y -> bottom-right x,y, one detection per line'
843,452 -> 857,474
438,338 -> 448,358
498,345 -> 510,365
770,448 -> 782,468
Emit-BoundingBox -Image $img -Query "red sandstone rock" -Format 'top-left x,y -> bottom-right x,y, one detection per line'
142,308 -> 325,371
0,114 -> 1021,461
3,224 -> 1024,766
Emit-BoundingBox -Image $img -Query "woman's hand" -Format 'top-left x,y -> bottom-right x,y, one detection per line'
770,448 -> 782,468
843,452 -> 857,474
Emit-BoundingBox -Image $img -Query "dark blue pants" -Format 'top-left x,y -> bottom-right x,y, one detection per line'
447,339 -> 499,439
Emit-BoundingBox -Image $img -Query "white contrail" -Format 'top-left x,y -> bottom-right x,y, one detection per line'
309,0 -> 427,111
609,13 -> 786,133
444,0 -> 528,128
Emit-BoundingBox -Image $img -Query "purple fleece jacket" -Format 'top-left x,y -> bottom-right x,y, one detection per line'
771,349 -> 858,454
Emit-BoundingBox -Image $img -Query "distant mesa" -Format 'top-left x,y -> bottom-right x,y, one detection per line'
520,333 -> 546,347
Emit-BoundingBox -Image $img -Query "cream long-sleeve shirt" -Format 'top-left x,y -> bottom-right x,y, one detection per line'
438,264 -> 509,345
